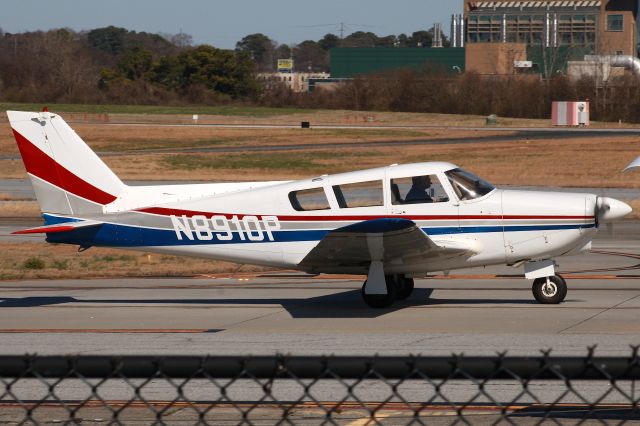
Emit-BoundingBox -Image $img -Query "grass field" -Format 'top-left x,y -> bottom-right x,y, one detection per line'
0,117 -> 637,186
0,242 -> 268,280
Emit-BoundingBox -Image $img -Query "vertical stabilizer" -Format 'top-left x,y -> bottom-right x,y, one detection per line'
7,111 -> 126,215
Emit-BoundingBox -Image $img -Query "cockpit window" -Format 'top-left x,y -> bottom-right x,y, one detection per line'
445,168 -> 495,201
390,175 -> 449,205
289,187 -> 331,211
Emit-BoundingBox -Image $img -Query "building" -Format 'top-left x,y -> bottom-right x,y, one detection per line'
257,72 -> 330,93
330,48 -> 465,79
453,0 -> 638,75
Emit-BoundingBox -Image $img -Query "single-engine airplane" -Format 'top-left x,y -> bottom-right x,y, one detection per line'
8,110 -> 632,308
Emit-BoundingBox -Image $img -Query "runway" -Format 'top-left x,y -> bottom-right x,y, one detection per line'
1,230 -> 639,422
1,241 -> 639,357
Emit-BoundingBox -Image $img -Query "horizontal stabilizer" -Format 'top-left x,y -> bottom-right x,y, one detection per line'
12,220 -> 102,235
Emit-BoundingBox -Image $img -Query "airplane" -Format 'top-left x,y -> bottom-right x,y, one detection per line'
7,110 -> 633,308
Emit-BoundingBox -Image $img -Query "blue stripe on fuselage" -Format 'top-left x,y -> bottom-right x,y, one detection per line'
43,214 -> 82,225
44,221 -> 596,247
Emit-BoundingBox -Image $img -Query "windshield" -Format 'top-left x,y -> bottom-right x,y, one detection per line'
445,168 -> 496,201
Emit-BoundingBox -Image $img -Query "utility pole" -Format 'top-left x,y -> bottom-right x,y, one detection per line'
339,22 -> 345,39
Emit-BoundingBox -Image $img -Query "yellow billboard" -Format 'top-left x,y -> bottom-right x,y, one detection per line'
277,59 -> 293,72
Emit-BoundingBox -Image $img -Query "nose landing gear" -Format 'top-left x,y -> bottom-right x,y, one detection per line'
524,259 -> 567,304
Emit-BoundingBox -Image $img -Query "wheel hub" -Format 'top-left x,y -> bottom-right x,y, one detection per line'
542,280 -> 558,297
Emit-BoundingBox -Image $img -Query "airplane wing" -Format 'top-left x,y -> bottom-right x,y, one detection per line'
299,218 -> 480,270
12,220 -> 102,235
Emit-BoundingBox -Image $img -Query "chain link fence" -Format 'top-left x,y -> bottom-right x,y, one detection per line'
1,347 -> 639,424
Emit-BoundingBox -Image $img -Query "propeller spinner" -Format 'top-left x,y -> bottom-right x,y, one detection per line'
595,196 -> 632,225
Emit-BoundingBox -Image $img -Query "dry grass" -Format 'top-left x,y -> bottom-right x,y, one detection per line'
2,133 -> 638,187
0,111 -> 638,188
624,200 -> 640,219
0,201 -> 40,217
0,242 -> 270,280
0,192 -> 30,201
91,135 -> 639,188
0,123 -> 510,156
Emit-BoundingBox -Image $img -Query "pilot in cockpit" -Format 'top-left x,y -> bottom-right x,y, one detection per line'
404,175 -> 433,203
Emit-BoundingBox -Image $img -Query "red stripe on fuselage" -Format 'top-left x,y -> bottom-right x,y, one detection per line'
12,129 -> 116,205
136,207 -> 593,222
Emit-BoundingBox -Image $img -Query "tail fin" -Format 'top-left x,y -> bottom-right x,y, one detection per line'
7,110 -> 126,215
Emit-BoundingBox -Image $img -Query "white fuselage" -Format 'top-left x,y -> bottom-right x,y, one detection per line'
45,163 -> 599,276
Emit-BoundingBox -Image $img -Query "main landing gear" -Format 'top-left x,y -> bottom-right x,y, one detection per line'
525,259 -> 567,304
361,274 -> 414,308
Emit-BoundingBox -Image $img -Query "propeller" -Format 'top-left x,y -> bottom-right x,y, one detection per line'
595,196 -> 632,227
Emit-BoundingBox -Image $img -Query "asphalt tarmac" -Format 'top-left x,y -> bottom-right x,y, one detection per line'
0,234 -> 639,356
1,227 -> 639,423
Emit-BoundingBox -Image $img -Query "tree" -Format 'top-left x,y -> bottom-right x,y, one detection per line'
341,31 -> 380,47
402,29 -> 451,48
396,33 -> 410,47
235,33 -> 276,72
275,44 -> 291,59
170,32 -> 193,49
117,47 -> 153,79
150,45 -> 260,98
319,33 -> 339,51
87,26 -> 176,58
87,26 -> 128,55
293,40 -> 327,72
409,30 -> 432,47
375,35 -> 397,47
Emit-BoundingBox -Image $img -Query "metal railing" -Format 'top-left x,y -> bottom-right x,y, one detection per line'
1,348 -> 639,424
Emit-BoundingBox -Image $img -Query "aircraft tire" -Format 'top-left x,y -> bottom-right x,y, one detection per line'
396,276 -> 415,300
361,277 -> 397,308
532,275 -> 567,304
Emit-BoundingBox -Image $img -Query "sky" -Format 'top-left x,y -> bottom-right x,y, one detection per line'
0,0 -> 459,49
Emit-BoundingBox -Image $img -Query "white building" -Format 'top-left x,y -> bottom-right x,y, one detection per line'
257,72 -> 331,93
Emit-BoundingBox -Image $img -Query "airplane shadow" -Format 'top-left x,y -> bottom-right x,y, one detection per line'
0,289 -> 538,319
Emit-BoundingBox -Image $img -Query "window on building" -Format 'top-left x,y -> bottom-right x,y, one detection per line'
607,14 -> 624,31
532,32 -> 543,44
332,180 -> 383,208
288,187 -> 330,211
390,175 -> 449,205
